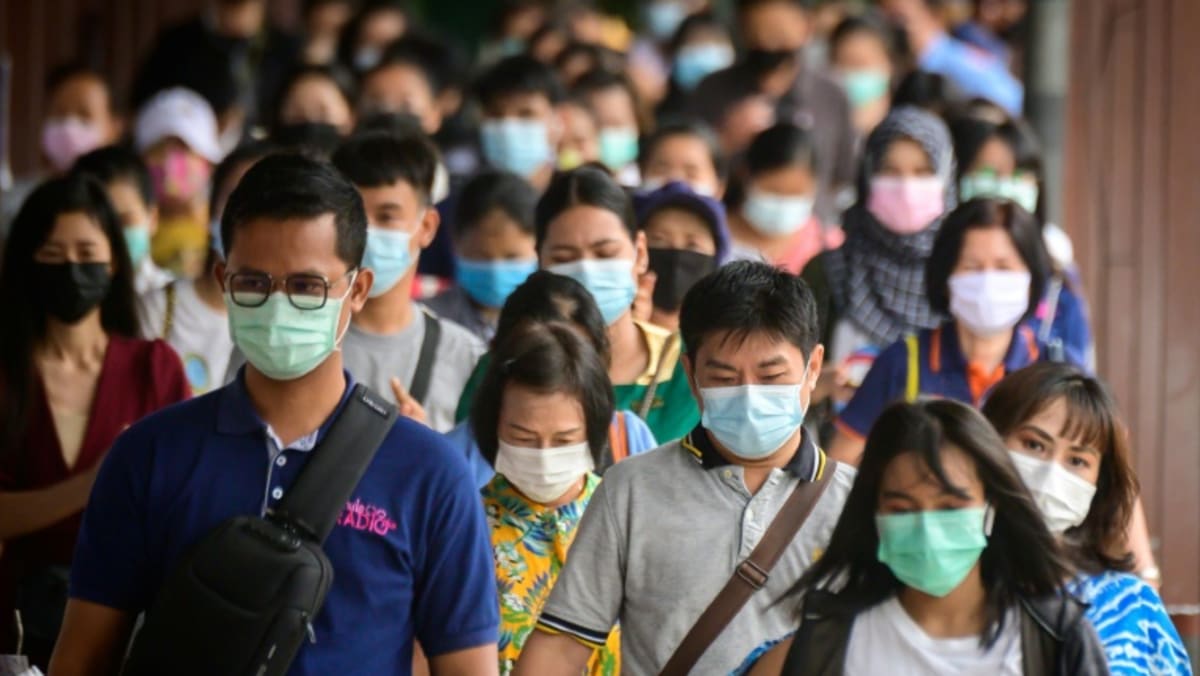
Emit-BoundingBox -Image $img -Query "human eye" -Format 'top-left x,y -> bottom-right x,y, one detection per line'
1021,437 -> 1047,455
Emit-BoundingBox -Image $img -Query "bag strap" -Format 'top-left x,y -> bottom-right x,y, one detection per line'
904,334 -> 920,403
638,333 -> 680,418
160,281 -> 177,340
609,412 -> 629,464
409,308 -> 442,405
659,459 -> 839,676
273,384 -> 397,543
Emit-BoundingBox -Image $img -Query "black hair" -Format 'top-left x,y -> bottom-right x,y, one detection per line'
788,400 -> 1071,648
476,55 -> 567,112
1,173 -> 138,458
44,63 -> 115,111
273,64 -> 358,134
72,145 -> 156,209
667,12 -> 730,57
638,118 -> 727,179
209,140 -> 278,218
735,0 -> 810,14
453,170 -> 537,239
370,31 -> 465,96
555,42 -> 627,84
724,122 -> 817,210
493,270 -> 611,362
354,111 -> 426,138
925,198 -> 1049,320
331,130 -> 439,203
302,0 -> 354,17
535,166 -> 636,249
270,122 -> 345,162
830,13 -> 899,65
891,70 -> 964,118
221,153 -> 367,267
679,260 -> 819,361
983,362 -> 1137,574
572,67 -> 643,131
336,0 -> 411,71
948,113 -> 1046,219
472,321 -> 614,467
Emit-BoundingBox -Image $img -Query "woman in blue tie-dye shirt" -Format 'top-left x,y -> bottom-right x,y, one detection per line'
984,362 -> 1191,676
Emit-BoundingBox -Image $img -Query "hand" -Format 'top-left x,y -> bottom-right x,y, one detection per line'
390,377 -> 429,426
632,271 -> 657,322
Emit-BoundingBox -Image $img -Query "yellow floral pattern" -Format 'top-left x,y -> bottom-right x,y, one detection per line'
483,473 -> 620,675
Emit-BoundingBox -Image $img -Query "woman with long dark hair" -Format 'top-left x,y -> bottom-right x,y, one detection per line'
984,363 -> 1192,674
738,400 -> 1108,675
0,174 -> 189,667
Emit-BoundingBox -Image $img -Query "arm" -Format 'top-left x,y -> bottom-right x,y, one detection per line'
429,645 -> 501,676
511,631 -> 594,676
828,339 -> 908,465
0,466 -> 99,539
916,34 -> 1024,115
746,637 -> 794,676
1128,496 -> 1160,586
48,599 -> 135,676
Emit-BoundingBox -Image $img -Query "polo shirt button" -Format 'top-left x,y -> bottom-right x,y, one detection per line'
271,487 -> 284,500
747,508 -> 756,520
276,456 -> 287,467
723,470 -> 732,479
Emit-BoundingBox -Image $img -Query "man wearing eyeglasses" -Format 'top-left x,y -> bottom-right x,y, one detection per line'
50,154 -> 501,676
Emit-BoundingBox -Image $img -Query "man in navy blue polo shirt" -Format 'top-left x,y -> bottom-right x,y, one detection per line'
50,154 -> 500,675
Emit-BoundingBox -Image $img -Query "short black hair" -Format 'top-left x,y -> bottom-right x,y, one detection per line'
45,63 -> 115,110
571,68 -> 641,128
494,270 -> 610,362
221,153 -> 367,268
370,31 -> 465,95
271,122 -> 345,162
725,122 -> 818,209
638,119 -> 727,179
830,13 -> 898,63
476,55 -> 567,112
331,130 -> 439,203
72,145 -> 156,209
472,321 -> 615,467
925,198 -> 1050,319
336,0 -> 411,70
667,12 -> 729,56
354,111 -> 426,138
535,167 -> 636,249
209,140 -> 278,218
453,170 -> 537,240
680,260 -> 820,361
891,70 -> 965,117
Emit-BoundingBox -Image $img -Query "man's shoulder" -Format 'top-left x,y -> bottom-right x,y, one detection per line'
424,306 -> 486,356
600,440 -> 694,489
372,414 -> 474,485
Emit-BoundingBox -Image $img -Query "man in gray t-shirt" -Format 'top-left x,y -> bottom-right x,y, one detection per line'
514,261 -> 853,675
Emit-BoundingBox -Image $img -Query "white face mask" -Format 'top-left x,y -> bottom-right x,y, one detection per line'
948,270 -> 1031,336
494,440 -> 595,504
1008,450 -> 1097,534
742,189 -> 814,237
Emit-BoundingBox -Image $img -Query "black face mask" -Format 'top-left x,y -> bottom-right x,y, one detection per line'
648,248 -> 718,312
34,262 -> 111,324
743,47 -> 798,75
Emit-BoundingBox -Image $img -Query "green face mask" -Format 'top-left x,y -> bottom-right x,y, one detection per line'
876,507 -> 990,597
225,283 -> 352,381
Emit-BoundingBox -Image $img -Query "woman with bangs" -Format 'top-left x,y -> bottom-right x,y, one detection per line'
984,363 -> 1192,675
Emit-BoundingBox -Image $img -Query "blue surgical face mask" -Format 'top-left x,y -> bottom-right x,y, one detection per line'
481,118 -> 553,178
363,226 -> 415,298
742,189 -> 815,237
699,370 -> 810,460
225,278 -> 355,381
456,258 -> 538,309
673,43 -> 735,90
643,0 -> 688,41
123,224 -> 152,267
876,507 -> 991,597
598,127 -> 640,171
547,258 -> 637,325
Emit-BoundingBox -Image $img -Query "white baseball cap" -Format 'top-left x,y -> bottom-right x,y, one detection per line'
134,87 -> 223,163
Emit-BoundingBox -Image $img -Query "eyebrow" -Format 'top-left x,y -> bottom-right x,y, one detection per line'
757,356 -> 787,369
879,490 -> 914,502
1018,424 -> 1055,445
588,238 -> 620,249
703,358 -> 738,372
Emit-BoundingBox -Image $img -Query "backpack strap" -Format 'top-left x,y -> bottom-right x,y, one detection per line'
904,334 -> 920,403
160,281 -> 177,340
273,384 -> 398,543
409,308 -> 442,405
659,460 -> 839,676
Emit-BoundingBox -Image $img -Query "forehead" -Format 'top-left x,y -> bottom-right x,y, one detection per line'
959,226 -> 1020,258
489,91 -> 553,116
105,180 -> 147,209
649,135 -> 709,163
694,328 -> 807,366
357,181 -> 420,208
541,205 -> 630,247
499,383 -> 586,425
46,211 -> 106,242
645,207 -> 710,236
881,137 -> 932,167
880,445 -> 982,496
366,63 -> 433,95
226,214 -> 346,273
50,74 -> 109,108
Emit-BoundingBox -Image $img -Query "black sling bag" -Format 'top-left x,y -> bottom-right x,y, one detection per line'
122,384 -> 397,676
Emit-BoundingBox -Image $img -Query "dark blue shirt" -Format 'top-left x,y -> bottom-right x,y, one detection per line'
70,371 -> 498,675
838,322 -> 1044,438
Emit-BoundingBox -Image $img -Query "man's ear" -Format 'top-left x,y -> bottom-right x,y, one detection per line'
416,205 -> 440,249
633,230 -> 649,276
348,268 -> 374,313
806,344 -> 825,391
214,261 -> 227,291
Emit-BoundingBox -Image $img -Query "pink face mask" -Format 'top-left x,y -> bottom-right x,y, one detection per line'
41,118 -> 105,172
150,148 -> 212,205
867,176 -> 946,235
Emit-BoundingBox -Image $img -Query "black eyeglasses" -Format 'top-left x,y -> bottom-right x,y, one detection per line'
225,270 -> 356,310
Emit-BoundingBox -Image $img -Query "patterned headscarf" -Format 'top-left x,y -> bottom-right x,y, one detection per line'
826,107 -> 957,347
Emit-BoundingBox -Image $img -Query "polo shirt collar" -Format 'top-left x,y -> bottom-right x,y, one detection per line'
681,423 -> 820,481
937,322 -> 1039,374
217,366 -> 358,446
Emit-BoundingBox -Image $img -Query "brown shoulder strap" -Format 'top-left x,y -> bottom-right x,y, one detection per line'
658,459 -> 839,676
161,281 -> 177,340
610,412 -> 629,464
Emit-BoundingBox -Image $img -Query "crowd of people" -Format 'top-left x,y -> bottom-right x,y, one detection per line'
0,0 -> 1192,674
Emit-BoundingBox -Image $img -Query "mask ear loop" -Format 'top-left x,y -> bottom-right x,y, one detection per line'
983,503 -> 996,537
333,270 -> 359,351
